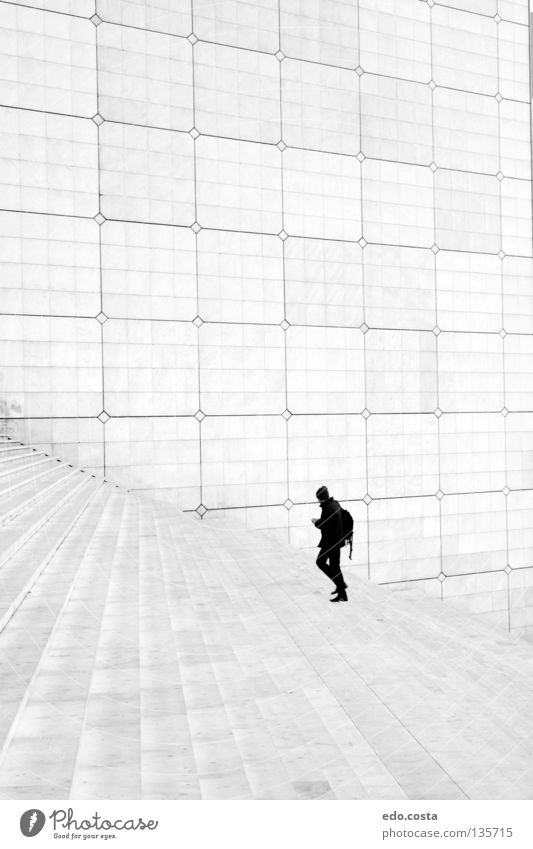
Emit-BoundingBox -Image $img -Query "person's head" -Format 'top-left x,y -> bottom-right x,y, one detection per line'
316,485 -> 329,502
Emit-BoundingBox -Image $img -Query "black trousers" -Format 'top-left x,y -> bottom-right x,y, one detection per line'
316,546 -> 346,591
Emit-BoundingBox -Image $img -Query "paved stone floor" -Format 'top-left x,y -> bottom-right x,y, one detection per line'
1,435 -> 533,800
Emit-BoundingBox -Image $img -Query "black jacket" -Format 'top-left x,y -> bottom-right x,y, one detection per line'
315,497 -> 344,551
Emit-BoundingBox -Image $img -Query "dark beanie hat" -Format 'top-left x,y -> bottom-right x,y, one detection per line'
316,486 -> 329,500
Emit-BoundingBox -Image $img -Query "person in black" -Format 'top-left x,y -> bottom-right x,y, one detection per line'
311,485 -> 348,603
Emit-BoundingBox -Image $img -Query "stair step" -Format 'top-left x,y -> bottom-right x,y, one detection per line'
0,450 -> 42,466
151,504 -> 399,800
137,499 -> 201,799
0,453 -> 49,474
70,494 -> 142,799
0,487 -> 125,797
149,500 -> 251,799
0,462 -> 70,504
0,466 -> 81,527
149,502 -> 533,799
0,446 -> 32,457
0,475 -> 103,628
0,439 -> 533,799
0,471 -> 91,570
0,456 -> 61,486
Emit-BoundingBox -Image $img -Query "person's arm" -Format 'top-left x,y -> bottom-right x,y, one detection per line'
314,502 -> 331,529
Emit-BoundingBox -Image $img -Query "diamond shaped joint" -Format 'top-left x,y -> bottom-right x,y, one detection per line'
433,325 -> 441,335
355,66 -> 364,76
501,407 -> 509,417
94,212 -> 105,225
282,409 -> 292,420
90,13 -> 102,25
363,494 -> 372,505
191,222 -> 201,233
429,162 -> 437,172
358,237 -> 367,248
280,319 -> 290,330
494,13 -> 501,22
362,408 -> 370,419
283,499 -> 293,510
432,244 -> 439,254
356,151 -> 365,162
428,80 -> 436,90
503,486 -> 510,496
92,113 -> 104,126
360,322 -> 369,334
193,315 -> 204,327
96,311 -> 108,324
438,572 -> 446,583
278,229 -> 288,241
277,140 -> 286,151
436,489 -> 444,500
98,411 -> 110,424
196,504 -> 207,517
194,410 -> 205,422
498,250 -> 505,260
505,564 -> 512,574
499,328 -> 507,338
496,171 -> 504,181
496,92 -> 502,102
275,50 -> 285,61
189,127 -> 200,139
434,407 -> 442,418
188,33 -> 198,44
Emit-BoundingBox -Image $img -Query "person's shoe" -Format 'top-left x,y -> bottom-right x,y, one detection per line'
330,584 -> 348,594
330,592 -> 348,603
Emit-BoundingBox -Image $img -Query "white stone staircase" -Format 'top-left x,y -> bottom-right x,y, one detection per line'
0,434 -> 532,800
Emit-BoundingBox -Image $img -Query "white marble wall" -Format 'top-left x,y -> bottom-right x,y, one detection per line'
1,0 -> 533,637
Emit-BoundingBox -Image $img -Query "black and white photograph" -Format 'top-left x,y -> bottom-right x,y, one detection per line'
0,0 -> 533,845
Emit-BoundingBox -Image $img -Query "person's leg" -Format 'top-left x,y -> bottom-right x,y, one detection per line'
316,550 -> 337,586
329,547 -> 347,598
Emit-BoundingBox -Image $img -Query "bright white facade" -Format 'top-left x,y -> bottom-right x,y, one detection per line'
1,0 -> 532,635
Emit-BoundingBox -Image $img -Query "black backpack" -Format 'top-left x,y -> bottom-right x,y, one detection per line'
340,506 -> 354,559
